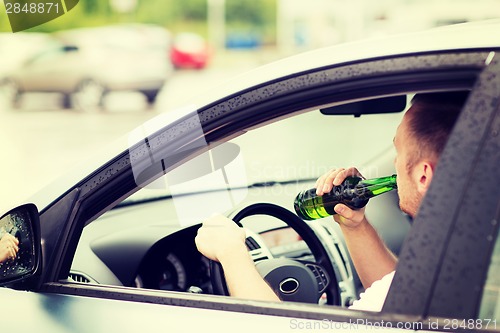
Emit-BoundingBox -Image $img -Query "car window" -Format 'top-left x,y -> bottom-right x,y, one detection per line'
26,47 -> 65,66
479,232 -> 500,320
71,104 -> 409,303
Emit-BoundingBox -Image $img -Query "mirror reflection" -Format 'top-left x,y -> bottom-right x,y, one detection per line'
0,224 -> 19,264
0,205 -> 37,281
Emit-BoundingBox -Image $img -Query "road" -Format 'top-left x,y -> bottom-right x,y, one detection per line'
0,51 -> 280,211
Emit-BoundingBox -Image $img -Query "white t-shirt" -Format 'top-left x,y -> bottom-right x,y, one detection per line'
348,271 -> 395,312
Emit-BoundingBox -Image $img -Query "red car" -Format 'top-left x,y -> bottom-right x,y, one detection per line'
170,33 -> 211,69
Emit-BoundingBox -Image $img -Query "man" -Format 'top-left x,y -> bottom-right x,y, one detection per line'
195,91 -> 468,310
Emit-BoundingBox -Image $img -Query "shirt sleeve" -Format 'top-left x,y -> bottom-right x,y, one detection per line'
348,271 -> 395,312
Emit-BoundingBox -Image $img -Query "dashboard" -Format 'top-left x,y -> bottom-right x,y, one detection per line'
70,180 -> 408,307
131,225 -> 310,295
133,226 -> 213,293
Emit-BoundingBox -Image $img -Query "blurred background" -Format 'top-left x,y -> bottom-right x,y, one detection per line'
1,0 -> 500,209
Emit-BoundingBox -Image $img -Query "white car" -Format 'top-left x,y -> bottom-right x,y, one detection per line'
0,24 -> 173,111
0,21 -> 499,332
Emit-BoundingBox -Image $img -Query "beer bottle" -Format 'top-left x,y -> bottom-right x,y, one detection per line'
294,175 -> 397,220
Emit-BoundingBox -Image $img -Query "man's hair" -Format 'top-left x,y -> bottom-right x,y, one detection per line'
406,91 -> 469,168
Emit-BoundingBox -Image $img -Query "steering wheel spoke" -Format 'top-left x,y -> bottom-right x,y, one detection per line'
302,262 -> 330,294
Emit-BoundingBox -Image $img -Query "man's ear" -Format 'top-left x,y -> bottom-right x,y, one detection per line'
412,161 -> 434,196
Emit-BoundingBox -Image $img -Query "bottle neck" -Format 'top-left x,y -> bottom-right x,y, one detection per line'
354,174 -> 397,198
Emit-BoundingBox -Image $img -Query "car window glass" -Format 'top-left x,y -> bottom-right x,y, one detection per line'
230,110 -> 403,184
479,232 -> 500,320
26,47 -> 65,65
71,105 -> 408,303
124,110 -> 404,203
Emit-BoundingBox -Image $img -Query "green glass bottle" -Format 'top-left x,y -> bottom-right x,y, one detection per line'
294,174 -> 397,220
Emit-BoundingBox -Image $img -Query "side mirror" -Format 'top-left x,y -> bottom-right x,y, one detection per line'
0,204 -> 41,285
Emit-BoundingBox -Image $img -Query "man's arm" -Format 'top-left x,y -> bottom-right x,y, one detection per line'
195,214 -> 280,302
219,244 -> 280,301
336,213 -> 397,288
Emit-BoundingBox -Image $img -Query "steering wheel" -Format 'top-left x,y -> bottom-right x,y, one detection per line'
209,203 -> 341,305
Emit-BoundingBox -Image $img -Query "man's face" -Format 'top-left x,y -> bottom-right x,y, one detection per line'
393,112 -> 423,218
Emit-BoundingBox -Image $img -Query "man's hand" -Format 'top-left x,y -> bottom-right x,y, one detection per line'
316,167 -> 397,289
0,233 -> 19,263
315,167 -> 367,229
195,214 -> 280,302
195,214 -> 247,263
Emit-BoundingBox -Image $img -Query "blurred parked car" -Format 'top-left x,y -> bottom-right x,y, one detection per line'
0,32 -> 54,105
225,32 -> 261,49
170,32 -> 211,69
0,24 -> 174,111
0,21 -> 499,332
0,32 -> 54,76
